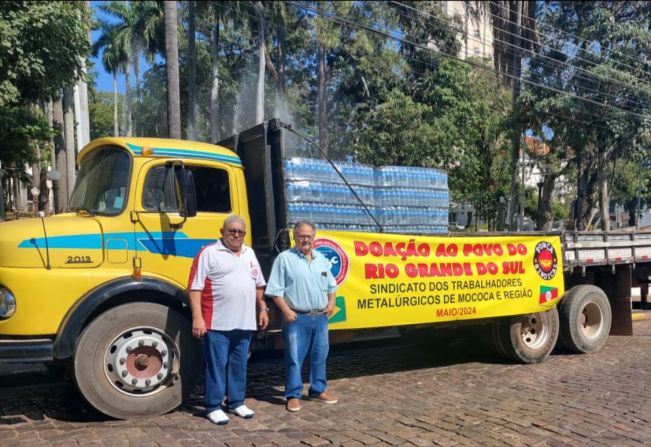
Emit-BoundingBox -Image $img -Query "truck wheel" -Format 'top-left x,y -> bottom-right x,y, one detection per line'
558,285 -> 611,354
491,307 -> 559,364
73,302 -> 199,419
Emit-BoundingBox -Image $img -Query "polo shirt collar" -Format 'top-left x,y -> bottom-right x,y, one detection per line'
217,238 -> 248,254
292,247 -> 316,259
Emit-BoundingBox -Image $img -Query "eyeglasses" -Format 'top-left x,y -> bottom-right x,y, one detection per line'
225,229 -> 246,236
295,235 -> 314,240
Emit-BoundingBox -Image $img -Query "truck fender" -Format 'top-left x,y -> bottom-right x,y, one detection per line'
53,276 -> 188,360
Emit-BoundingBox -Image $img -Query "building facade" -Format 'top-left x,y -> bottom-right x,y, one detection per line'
441,1 -> 494,60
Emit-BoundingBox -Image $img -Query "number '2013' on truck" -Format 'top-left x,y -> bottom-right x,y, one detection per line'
0,119 -> 648,419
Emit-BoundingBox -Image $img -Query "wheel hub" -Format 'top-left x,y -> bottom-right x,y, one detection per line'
580,302 -> 603,340
519,313 -> 549,349
105,329 -> 173,394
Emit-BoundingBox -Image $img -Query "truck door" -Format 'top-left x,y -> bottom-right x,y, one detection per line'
133,159 -> 238,286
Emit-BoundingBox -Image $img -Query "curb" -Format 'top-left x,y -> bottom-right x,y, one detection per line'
632,311 -> 651,321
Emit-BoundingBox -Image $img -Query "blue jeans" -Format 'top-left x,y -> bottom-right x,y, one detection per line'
282,313 -> 329,399
204,329 -> 252,413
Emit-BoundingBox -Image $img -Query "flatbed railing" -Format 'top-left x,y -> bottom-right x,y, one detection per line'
562,231 -> 651,269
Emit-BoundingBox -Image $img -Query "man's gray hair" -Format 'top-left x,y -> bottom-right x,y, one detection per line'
223,214 -> 246,229
293,220 -> 316,232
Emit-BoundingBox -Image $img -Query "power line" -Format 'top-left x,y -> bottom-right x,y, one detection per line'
289,1 -> 650,121
440,0 -> 651,85
246,2 -> 650,112
403,63 -> 619,134
389,0 -> 651,111
487,0 -> 651,79
235,2 -> 651,127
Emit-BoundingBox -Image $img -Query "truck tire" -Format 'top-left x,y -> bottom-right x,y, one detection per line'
557,285 -> 611,354
491,307 -> 559,364
72,303 -> 199,419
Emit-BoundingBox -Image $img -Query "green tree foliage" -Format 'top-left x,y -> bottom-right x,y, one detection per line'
0,106 -> 51,166
124,1 -> 650,229
89,90 -> 123,140
0,1 -> 89,184
522,1 -> 651,230
0,2 -> 90,106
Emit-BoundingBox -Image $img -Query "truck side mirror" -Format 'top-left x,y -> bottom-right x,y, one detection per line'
175,169 -> 197,218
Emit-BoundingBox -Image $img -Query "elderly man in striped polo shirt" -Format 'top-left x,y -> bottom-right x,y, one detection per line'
188,214 -> 268,425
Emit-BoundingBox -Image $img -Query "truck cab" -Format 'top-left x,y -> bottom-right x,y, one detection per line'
0,136 -> 253,418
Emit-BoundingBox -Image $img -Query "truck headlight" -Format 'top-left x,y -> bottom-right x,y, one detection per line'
0,286 -> 16,318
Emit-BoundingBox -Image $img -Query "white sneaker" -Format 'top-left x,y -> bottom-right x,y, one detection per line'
207,409 -> 229,425
230,404 -> 254,419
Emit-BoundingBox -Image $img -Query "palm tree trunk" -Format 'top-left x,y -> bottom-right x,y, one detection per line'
255,1 -> 265,124
113,73 -> 119,136
52,97 -> 67,213
73,85 -> 84,151
187,0 -> 197,140
133,52 -> 140,136
32,144 -> 41,212
63,87 -> 76,205
210,5 -> 220,143
125,64 -> 132,137
164,0 -> 182,139
78,1 -> 90,147
78,73 -> 90,147
46,98 -> 55,214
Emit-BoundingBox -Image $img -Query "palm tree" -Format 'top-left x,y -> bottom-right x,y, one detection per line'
164,1 -> 181,138
97,2 -> 140,136
92,23 -> 129,136
99,1 -> 164,137
187,0 -> 197,140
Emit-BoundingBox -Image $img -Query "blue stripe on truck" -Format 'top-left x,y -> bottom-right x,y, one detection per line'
125,143 -> 241,165
18,232 -> 214,259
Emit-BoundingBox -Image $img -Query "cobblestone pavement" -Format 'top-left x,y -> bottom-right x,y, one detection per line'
2,318 -> 651,447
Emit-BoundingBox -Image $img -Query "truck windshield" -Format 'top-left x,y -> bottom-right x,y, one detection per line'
69,147 -> 131,216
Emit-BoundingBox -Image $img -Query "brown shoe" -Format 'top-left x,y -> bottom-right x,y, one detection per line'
310,391 -> 338,404
286,398 -> 301,412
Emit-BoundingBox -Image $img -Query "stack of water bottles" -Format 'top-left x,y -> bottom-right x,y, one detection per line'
283,158 -> 449,234
374,166 -> 449,234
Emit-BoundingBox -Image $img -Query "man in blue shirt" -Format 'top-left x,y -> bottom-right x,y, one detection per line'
265,220 -> 338,412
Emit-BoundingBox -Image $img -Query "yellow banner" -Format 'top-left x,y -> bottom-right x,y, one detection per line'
314,231 -> 564,330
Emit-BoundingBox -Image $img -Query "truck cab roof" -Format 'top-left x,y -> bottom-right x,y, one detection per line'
78,137 -> 242,167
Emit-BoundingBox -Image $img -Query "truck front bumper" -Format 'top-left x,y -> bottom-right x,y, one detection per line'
0,339 -> 53,363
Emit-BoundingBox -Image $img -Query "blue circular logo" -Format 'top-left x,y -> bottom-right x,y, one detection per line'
314,238 -> 349,285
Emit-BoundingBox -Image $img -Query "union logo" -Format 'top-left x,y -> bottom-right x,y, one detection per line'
313,238 -> 349,285
533,241 -> 558,280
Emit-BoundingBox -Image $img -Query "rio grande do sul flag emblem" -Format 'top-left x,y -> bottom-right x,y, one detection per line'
539,285 -> 559,304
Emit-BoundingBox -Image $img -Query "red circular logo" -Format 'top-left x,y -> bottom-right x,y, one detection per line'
313,238 -> 349,285
533,241 -> 558,280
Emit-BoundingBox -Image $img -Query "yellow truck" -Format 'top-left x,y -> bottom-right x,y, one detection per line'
0,119 -> 646,418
